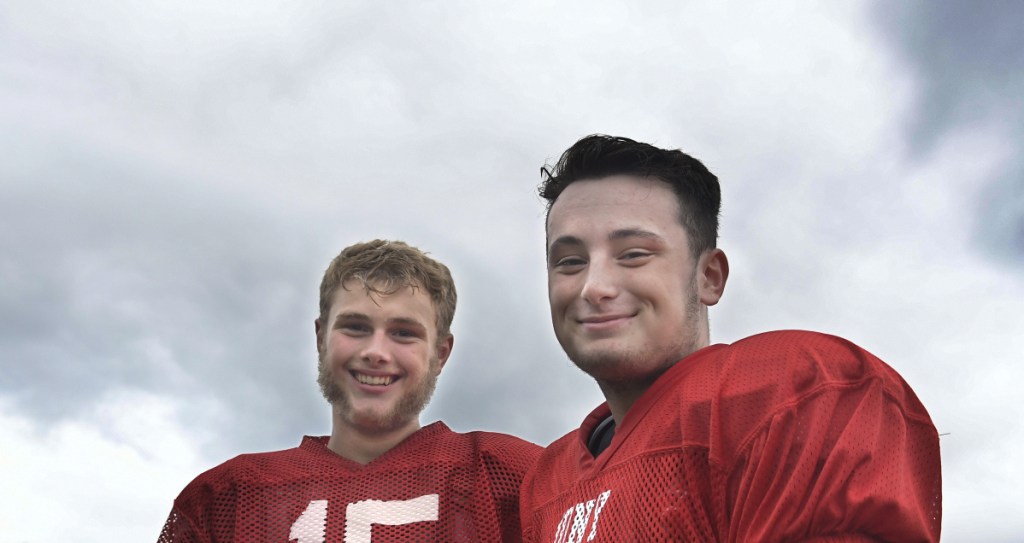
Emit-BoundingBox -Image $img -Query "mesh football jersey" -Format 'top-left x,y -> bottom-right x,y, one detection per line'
160,422 -> 540,543
521,331 -> 941,542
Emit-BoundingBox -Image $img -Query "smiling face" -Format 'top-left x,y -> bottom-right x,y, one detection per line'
316,279 -> 452,436
546,175 -> 726,394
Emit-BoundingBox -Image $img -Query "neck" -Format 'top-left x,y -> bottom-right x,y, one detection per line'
597,373 -> 661,425
597,339 -> 709,424
327,413 -> 422,465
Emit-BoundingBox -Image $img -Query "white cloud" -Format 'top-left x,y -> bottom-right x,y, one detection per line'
0,391 -> 218,542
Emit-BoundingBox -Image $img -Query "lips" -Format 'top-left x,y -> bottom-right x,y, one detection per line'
578,313 -> 634,324
576,313 -> 635,333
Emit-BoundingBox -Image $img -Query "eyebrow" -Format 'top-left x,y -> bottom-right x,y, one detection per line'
387,317 -> 427,329
333,311 -> 370,324
549,228 -> 665,250
333,312 -> 426,329
549,234 -> 585,249
608,228 -> 664,242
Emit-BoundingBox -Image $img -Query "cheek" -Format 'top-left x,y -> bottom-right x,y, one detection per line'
396,344 -> 430,366
548,277 -> 579,308
647,271 -> 689,304
325,336 -> 358,360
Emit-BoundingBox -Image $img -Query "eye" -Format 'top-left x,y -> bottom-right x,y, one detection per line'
391,328 -> 422,341
551,255 -> 587,273
339,322 -> 371,335
619,250 -> 653,265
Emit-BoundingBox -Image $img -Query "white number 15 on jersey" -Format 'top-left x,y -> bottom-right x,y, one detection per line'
289,494 -> 439,543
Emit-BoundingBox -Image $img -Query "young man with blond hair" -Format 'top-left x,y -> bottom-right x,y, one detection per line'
161,239 -> 540,542
520,135 -> 941,542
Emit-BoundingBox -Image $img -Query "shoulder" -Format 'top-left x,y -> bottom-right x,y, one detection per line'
726,329 -> 873,367
521,403 -> 607,493
535,429 -> 580,470
519,428 -> 587,519
466,430 -> 543,449
658,330 -> 888,419
520,429 -> 580,494
678,330 -> 910,395
405,423 -> 541,473
175,441 -> 317,502
412,423 -> 539,454
455,429 -> 544,468
716,330 -> 922,404
658,331 -> 933,453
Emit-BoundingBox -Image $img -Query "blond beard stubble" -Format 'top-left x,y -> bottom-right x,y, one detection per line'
317,352 -> 440,433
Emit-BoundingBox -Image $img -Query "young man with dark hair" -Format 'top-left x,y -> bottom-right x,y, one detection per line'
160,239 -> 540,542
520,135 -> 941,542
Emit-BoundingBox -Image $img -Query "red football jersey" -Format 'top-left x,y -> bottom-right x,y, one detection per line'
160,422 -> 541,543
521,331 -> 941,542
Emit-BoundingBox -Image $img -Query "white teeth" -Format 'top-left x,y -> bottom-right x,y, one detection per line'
355,373 -> 394,386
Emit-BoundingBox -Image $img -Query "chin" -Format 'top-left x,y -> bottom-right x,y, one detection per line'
569,347 -> 634,376
349,408 -> 414,434
569,343 -> 677,381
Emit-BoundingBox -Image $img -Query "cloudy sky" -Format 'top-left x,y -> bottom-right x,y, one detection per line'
2,1 -> 1021,541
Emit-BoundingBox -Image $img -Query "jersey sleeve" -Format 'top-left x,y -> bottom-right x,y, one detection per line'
158,504 -> 211,543
157,458 -> 247,543
717,336 -> 941,542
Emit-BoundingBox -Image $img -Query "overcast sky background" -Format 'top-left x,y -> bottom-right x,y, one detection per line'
1,1 -> 1022,541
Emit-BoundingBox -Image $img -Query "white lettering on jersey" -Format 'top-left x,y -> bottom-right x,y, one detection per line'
552,489 -> 612,543
288,494 -> 439,543
289,500 -> 328,543
586,490 -> 611,541
345,494 -> 440,543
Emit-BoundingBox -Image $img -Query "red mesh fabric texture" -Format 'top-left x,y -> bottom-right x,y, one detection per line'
520,330 -> 941,542
160,422 -> 540,542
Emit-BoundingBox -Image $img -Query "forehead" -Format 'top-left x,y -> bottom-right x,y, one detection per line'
329,279 -> 436,323
547,175 -> 685,238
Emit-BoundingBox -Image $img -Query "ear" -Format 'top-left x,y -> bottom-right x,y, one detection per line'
434,333 -> 454,373
314,318 -> 325,356
697,248 -> 729,306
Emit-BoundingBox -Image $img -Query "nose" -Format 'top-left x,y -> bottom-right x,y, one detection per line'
360,331 -> 392,365
580,258 -> 619,305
